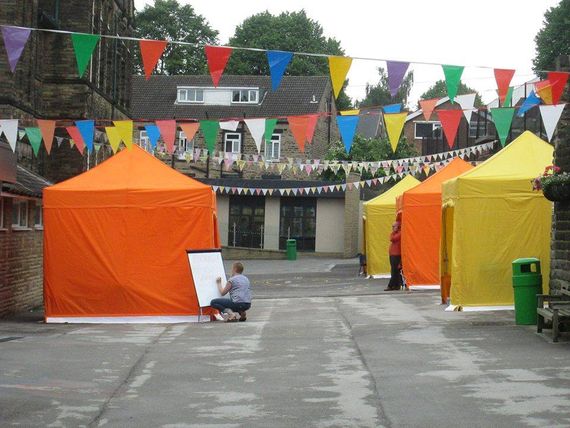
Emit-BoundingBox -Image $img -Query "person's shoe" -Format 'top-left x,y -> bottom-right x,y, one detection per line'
214,312 -> 228,322
384,286 -> 397,291
238,311 -> 247,322
224,309 -> 239,322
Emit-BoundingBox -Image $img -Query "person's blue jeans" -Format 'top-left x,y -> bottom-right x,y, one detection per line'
210,298 -> 251,313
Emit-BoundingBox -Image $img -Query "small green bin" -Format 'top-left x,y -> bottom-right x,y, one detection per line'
512,258 -> 542,325
286,239 -> 297,261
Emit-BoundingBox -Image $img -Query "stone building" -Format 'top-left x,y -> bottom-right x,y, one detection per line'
1,0 -> 134,183
0,0 -> 134,316
549,55 -> 570,293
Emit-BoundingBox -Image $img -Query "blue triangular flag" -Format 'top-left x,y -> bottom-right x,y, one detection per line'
517,90 -> 541,117
75,120 -> 95,152
383,103 -> 402,113
337,115 -> 360,153
267,50 -> 293,91
145,124 -> 161,148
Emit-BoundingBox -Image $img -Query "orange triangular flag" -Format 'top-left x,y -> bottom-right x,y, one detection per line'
205,45 -> 233,87
37,119 -> 56,155
493,69 -> 515,105
139,39 -> 168,79
535,80 -> 554,105
179,122 -> 200,142
288,116 -> 310,152
305,114 -> 319,144
419,99 -> 438,121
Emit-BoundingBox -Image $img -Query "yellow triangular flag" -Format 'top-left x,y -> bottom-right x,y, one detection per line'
340,109 -> 360,116
105,126 -> 122,153
113,120 -> 133,149
384,112 -> 408,152
328,56 -> 352,99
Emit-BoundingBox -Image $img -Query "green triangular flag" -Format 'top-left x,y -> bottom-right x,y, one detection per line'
71,33 -> 101,77
264,118 -> 278,143
94,143 -> 102,153
490,107 -> 515,147
25,127 -> 42,156
200,120 -> 220,155
442,64 -> 464,104
503,86 -> 513,107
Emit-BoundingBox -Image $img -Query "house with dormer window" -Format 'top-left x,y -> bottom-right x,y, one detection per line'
131,75 -> 339,179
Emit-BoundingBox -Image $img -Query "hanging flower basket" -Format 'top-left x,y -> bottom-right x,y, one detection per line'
533,166 -> 570,202
542,178 -> 570,202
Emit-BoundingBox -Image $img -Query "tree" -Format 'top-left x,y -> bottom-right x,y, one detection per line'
419,80 -> 483,107
357,67 -> 414,109
533,0 -> 570,73
134,0 -> 218,75
225,10 -> 352,109
321,135 -> 419,181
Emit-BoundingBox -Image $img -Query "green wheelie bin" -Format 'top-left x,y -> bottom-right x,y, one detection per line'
286,239 -> 297,261
512,258 -> 542,325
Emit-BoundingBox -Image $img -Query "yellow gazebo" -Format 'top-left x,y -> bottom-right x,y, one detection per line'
441,131 -> 553,309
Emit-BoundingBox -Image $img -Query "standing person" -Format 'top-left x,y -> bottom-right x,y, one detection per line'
211,262 -> 252,322
385,222 -> 403,291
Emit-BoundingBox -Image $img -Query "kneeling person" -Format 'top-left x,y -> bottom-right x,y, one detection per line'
211,262 -> 251,322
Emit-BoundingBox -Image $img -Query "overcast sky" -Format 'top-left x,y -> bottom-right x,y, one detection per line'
134,0 -> 560,106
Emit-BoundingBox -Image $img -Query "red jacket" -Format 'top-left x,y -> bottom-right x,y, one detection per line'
389,231 -> 401,256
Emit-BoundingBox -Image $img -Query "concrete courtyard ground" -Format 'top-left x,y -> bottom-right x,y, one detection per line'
1,258 -> 570,427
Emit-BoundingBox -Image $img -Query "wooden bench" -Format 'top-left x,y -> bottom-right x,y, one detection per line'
537,284 -> 570,342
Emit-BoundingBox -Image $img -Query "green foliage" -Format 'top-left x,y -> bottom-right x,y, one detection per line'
357,67 -> 414,109
225,10 -> 352,110
419,80 -> 483,106
533,0 -> 570,73
321,135 -> 419,181
134,0 -> 218,75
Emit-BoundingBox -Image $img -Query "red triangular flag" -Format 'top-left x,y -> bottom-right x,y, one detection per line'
37,119 -> 56,155
547,71 -> 569,105
205,46 -> 232,87
494,69 -> 515,105
288,116 -> 310,152
139,39 -> 168,80
155,120 -> 177,154
66,126 -> 86,154
179,122 -> 200,142
419,98 -> 439,121
437,110 -> 463,149
305,114 -> 319,144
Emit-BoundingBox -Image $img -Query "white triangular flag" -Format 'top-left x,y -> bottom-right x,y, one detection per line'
0,119 -> 19,152
220,120 -> 240,131
539,104 -> 566,142
244,118 -> 265,153
455,93 -> 477,123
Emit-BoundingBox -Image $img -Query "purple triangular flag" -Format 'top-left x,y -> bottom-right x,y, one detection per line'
1,26 -> 31,72
387,60 -> 410,97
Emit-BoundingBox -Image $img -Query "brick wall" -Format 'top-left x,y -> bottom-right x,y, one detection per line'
343,172 -> 360,258
0,197 -> 44,317
549,56 -> 570,293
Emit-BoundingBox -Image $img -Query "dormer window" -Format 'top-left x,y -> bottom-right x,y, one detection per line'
177,87 -> 204,103
232,89 -> 258,104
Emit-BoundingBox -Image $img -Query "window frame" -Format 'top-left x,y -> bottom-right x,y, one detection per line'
176,87 -> 204,104
265,133 -> 281,161
12,198 -> 30,230
414,121 -> 441,139
0,198 -> 5,230
34,200 -> 43,229
224,132 -> 242,154
231,88 -> 259,104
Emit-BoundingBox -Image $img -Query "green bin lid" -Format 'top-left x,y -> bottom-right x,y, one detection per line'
512,257 -> 540,265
